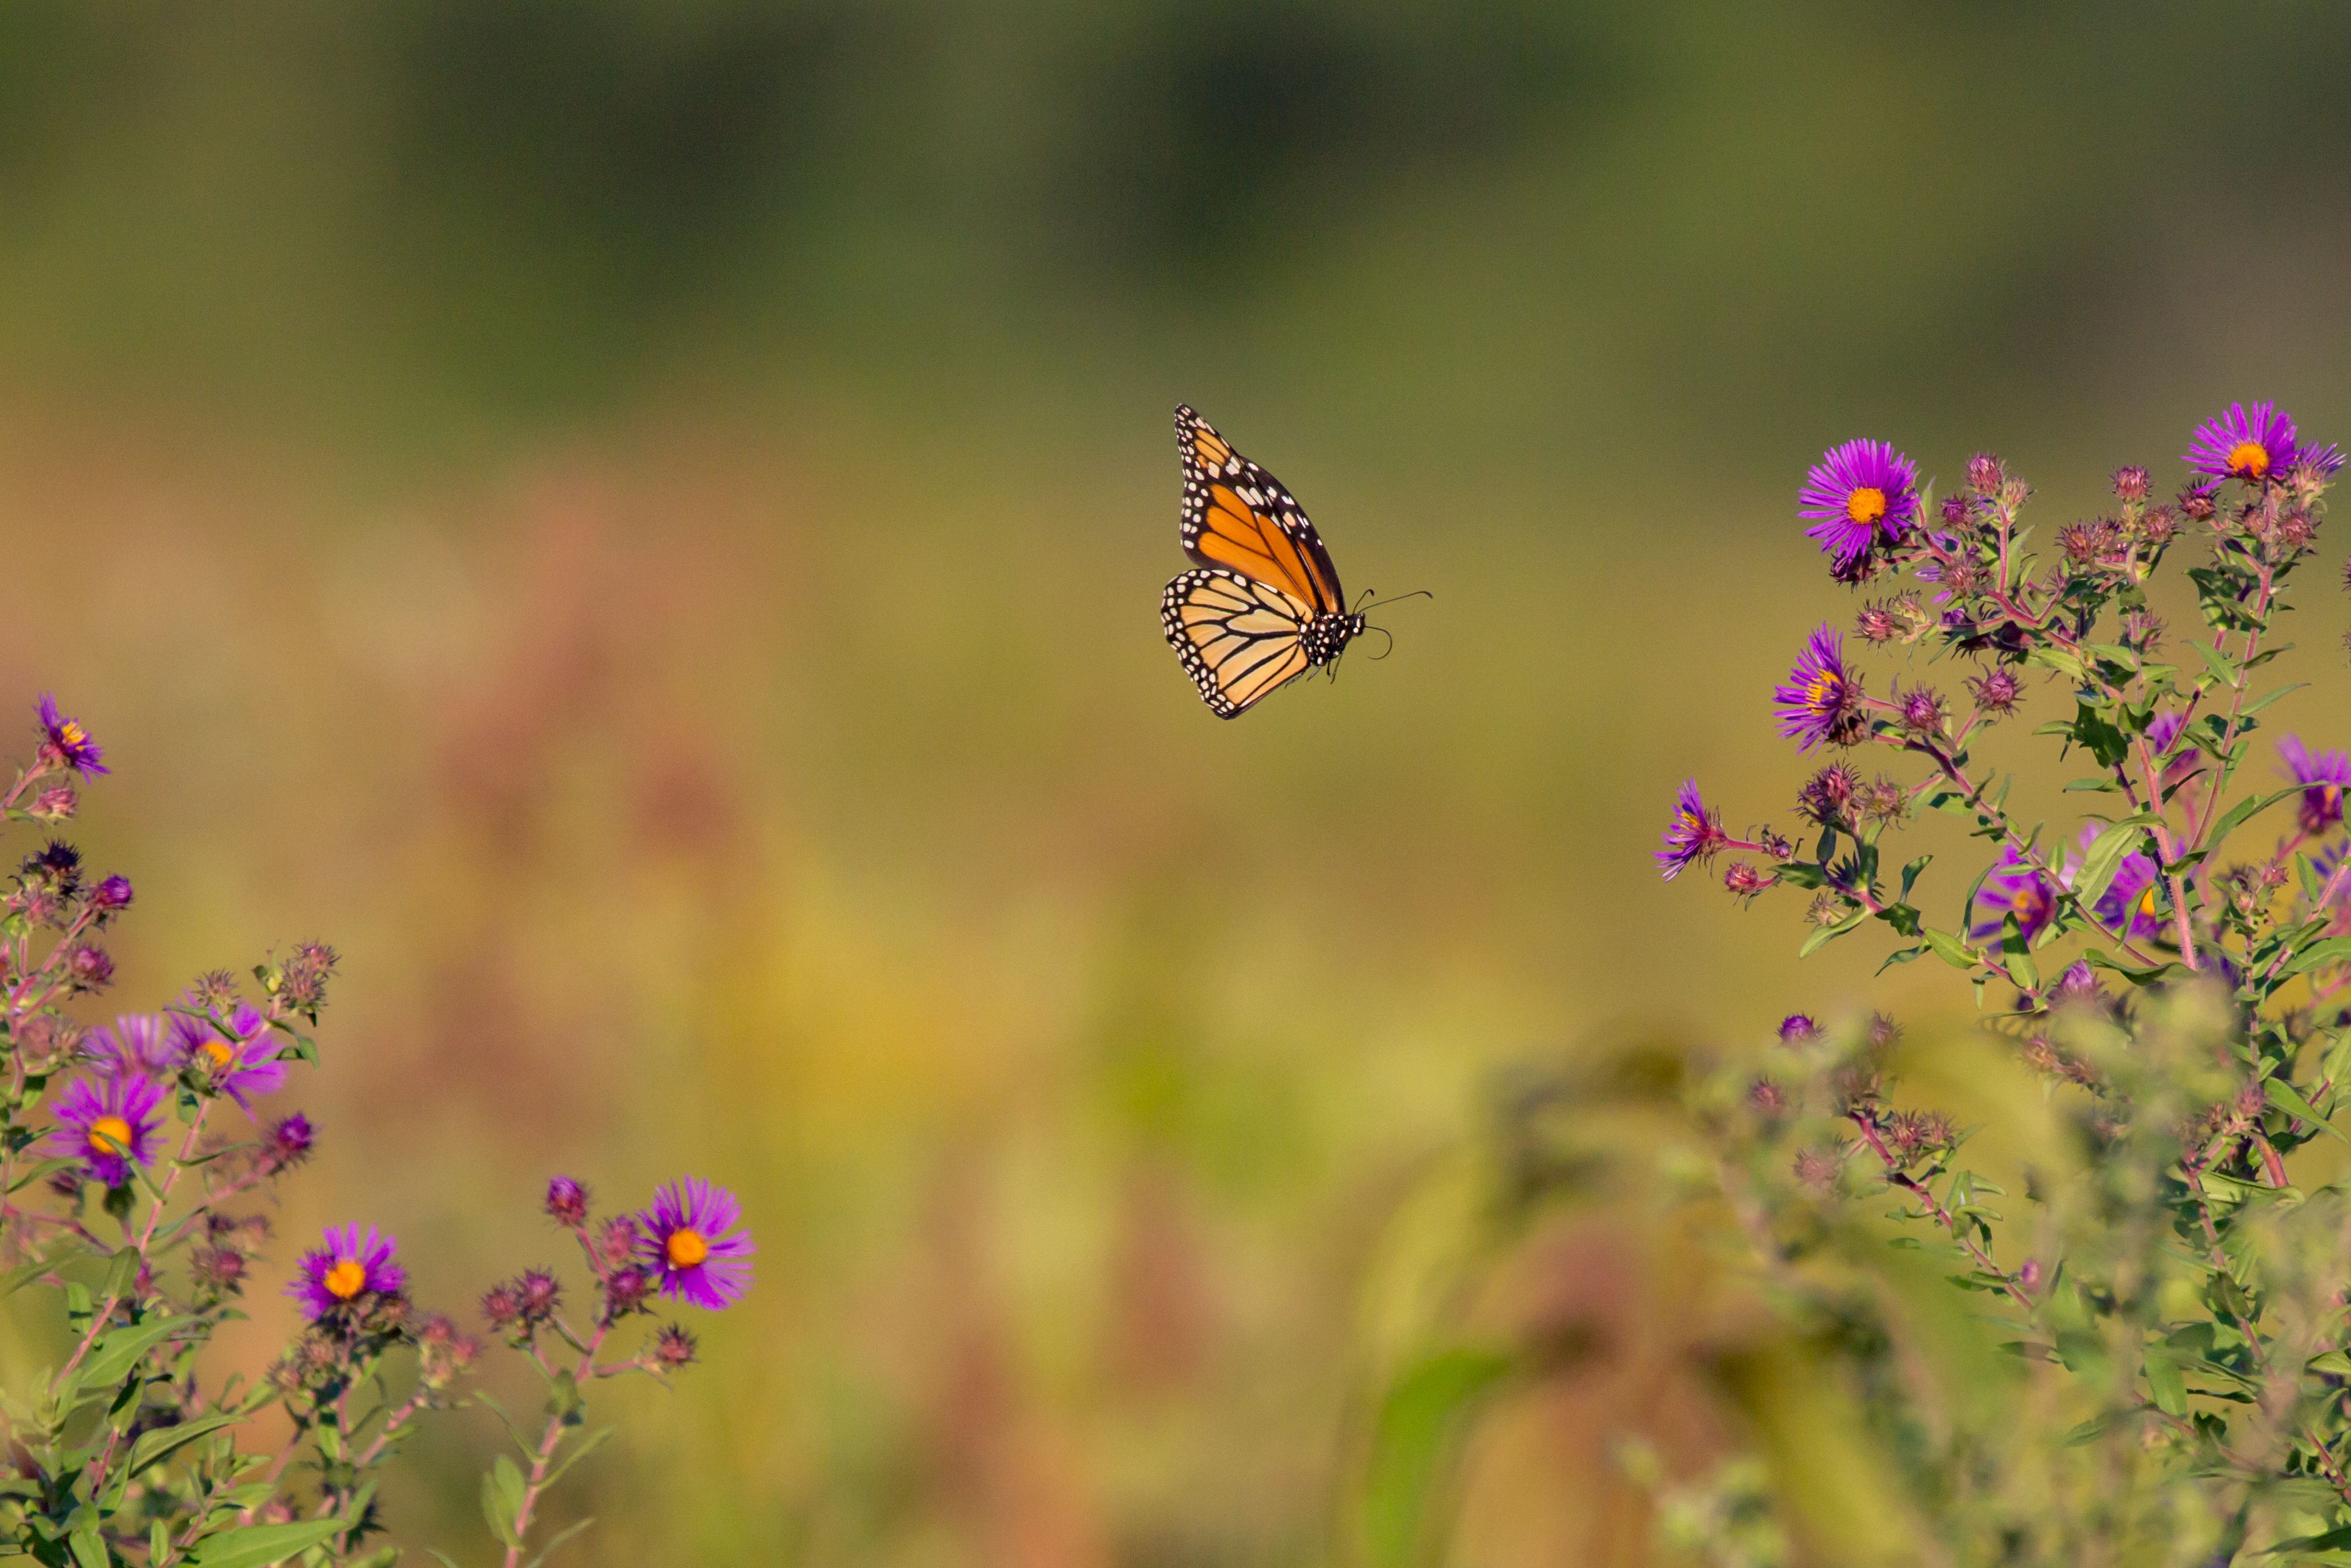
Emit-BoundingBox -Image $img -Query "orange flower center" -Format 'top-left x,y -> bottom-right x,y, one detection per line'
200,1039 -> 235,1070
1845,486 -> 1888,524
87,1115 -> 133,1156
666,1229 -> 710,1268
324,1259 -> 367,1299
2136,885 -> 2160,919
58,721 -> 86,748
2227,440 -> 2270,478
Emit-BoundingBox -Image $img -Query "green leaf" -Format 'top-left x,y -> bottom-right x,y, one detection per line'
2196,786 -> 2304,865
62,1316 -> 204,1410
2243,681 -> 2308,717
1922,928 -> 1979,971
1359,1348 -> 1516,1568
2261,1077 -> 2349,1145
2191,641 -> 2240,687
544,1369 -> 584,1424
70,1315 -> 204,1399
484,1454 -> 529,1548
2144,1343 -> 2187,1418
0,1242 -> 79,1299
524,1516 -> 599,1568
2070,819 -> 2148,911
68,1522 -> 109,1568
1797,906 -> 1869,958
125,1411 -> 244,1479
541,1425 -> 613,1490
1898,855 -> 1932,900
8,1156 -> 83,1194
186,1518 -> 353,1567
2286,937 -> 2351,978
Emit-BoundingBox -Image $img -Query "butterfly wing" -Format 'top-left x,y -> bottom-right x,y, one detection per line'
1161,568 -> 1316,718
1177,405 -> 1344,616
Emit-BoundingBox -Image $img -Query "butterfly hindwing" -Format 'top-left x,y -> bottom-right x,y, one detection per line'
1176,405 -> 1344,616
1160,568 -> 1316,719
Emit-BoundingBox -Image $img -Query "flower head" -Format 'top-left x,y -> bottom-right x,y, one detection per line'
545,1175 -> 590,1228
1773,625 -> 1866,751
2186,400 -> 2314,484
264,1111 -> 315,1172
1970,847 -> 2062,944
91,1013 -> 179,1075
1656,779 -> 1729,881
287,1225 -> 404,1321
1800,440 -> 1921,572
2279,735 -> 2351,834
637,1177 -> 754,1312
167,1004 -> 287,1113
34,696 -> 107,776
1778,1014 -> 1818,1045
46,1071 -> 165,1187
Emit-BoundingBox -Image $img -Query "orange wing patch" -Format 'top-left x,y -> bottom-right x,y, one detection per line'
1192,429 -> 1232,470
1195,484 -> 1324,606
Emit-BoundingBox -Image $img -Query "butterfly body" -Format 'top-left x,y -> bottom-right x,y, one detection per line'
1161,405 -> 1373,718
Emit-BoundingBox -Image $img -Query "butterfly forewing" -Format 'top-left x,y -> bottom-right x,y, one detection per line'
1176,405 -> 1344,615
1160,568 -> 1316,719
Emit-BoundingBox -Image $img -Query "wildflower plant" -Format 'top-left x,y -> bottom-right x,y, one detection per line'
1637,402 -> 2351,1562
0,698 -> 751,1566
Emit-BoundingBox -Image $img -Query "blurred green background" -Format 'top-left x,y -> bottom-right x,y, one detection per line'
4,2 -> 2351,1562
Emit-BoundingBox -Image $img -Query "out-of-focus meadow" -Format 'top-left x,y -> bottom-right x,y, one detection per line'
5,4 -> 2351,1562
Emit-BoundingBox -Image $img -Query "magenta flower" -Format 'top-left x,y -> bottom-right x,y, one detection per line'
91,1013 -> 180,1075
637,1177 -> 754,1311
46,1072 -> 165,1187
1656,779 -> 1729,881
34,695 -> 106,776
2279,735 -> 2351,835
1773,625 -> 1865,751
1799,439 -> 1920,572
1970,848 -> 2062,944
2183,399 -> 2338,484
168,1004 -> 287,1113
287,1225 -> 404,1320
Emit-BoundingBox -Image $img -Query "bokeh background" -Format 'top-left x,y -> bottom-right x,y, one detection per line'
4,4 -> 2351,1563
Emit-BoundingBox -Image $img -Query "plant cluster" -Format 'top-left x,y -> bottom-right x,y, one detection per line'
1645,401 -> 2351,1564
0,703 -> 753,1566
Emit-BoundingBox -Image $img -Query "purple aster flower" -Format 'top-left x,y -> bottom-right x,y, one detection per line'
1970,847 -> 2062,944
2185,400 -> 2306,484
91,1013 -> 180,1075
46,1071 -> 165,1187
2279,735 -> 2351,834
287,1225 -> 404,1320
1773,625 -> 1866,751
167,1003 -> 287,1113
1800,439 -> 1921,571
637,1177 -> 754,1312
1777,1014 -> 1818,1045
1656,779 -> 1729,881
34,695 -> 106,776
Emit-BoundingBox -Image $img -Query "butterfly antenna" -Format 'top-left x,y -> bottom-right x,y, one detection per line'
1359,588 -> 1432,613
1365,624 -> 1396,660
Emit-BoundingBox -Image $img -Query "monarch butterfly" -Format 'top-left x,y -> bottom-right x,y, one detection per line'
1161,405 -> 1400,718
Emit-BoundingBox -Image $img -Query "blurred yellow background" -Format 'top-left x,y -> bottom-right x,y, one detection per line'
4,4 -> 2351,1563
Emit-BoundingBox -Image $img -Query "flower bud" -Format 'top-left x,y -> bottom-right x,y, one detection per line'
545,1176 -> 590,1229
653,1323 -> 698,1370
